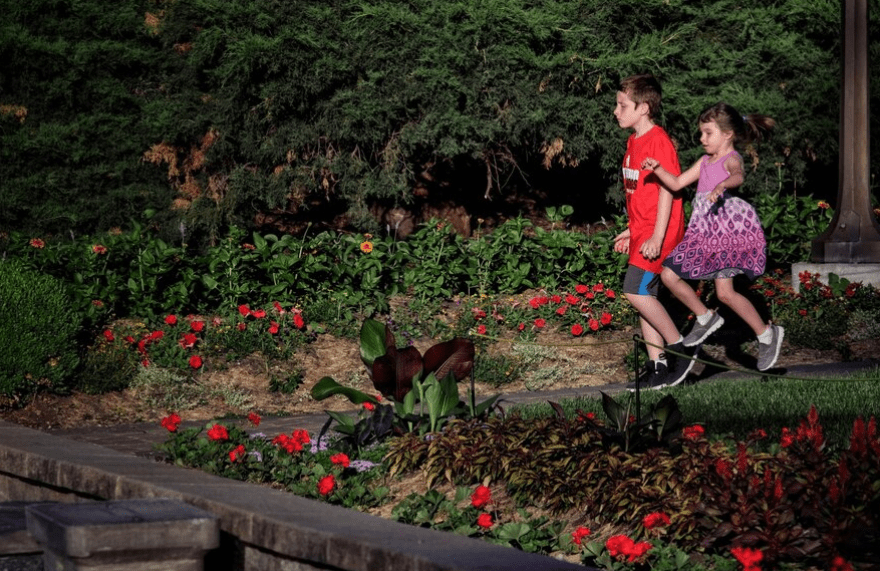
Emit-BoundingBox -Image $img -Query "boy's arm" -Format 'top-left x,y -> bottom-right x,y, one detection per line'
640,186 -> 673,261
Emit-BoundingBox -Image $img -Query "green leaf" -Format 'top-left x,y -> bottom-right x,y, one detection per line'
359,318 -> 389,369
310,376 -> 376,404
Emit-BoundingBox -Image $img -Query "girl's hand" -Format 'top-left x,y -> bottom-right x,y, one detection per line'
641,157 -> 660,171
708,185 -> 725,203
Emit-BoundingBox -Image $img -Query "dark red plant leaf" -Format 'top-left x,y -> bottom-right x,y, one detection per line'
372,345 -> 423,401
422,338 -> 475,381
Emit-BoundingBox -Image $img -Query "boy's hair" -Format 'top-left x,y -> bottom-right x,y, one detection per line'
699,102 -> 775,145
619,74 -> 662,119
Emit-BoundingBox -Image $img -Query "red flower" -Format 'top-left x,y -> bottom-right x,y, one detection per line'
575,284 -> 588,294
268,321 -> 279,335
600,312 -> 612,326
252,308 -> 267,319
317,474 -> 335,496
238,304 -> 251,317
831,555 -> 854,571
191,320 -> 205,332
588,318 -> 599,331
102,329 -> 114,342
551,295 -> 562,304
360,241 -> 373,254
476,324 -> 487,335
571,323 -> 584,336
160,413 -> 181,432
92,300 -> 104,307
780,427 -> 794,448
817,200 -> 830,209
476,513 -> 493,529
179,333 -> 197,349
189,355 -> 203,369
363,401 -> 375,411
242,243 -> 256,250
592,283 -> 604,292
731,546 -> 763,571
92,244 -> 107,254
472,308 -> 487,319
29,238 -> 45,248
534,318 -> 546,328
247,412 -> 261,426
330,453 -> 350,468
682,425 -> 705,441
236,322 -> 247,331
517,322 -> 525,331
470,485 -> 491,508
606,535 -> 652,563
798,309 -> 807,316
571,526 -> 591,545
565,294 -> 579,304
293,313 -> 305,329
229,444 -> 246,462
605,289 -> 616,299
555,305 -> 567,316
164,314 -> 177,325
207,424 -> 229,441
642,512 -> 671,530
272,429 -> 311,453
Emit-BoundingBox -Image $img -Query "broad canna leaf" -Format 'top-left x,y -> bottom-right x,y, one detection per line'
373,345 -> 423,401
310,376 -> 377,404
359,318 -> 391,370
422,338 -> 475,381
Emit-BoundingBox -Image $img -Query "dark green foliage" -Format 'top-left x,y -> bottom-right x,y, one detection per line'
3,0 -> 878,241
0,259 -> 81,397
75,343 -> 140,395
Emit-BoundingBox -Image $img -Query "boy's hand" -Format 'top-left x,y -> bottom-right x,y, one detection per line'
613,230 -> 630,254
640,235 -> 662,260
641,157 -> 660,171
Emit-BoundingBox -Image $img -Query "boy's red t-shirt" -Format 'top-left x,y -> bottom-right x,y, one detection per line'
621,125 -> 685,273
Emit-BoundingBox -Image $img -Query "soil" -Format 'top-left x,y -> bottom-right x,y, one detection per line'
2,312 -> 876,431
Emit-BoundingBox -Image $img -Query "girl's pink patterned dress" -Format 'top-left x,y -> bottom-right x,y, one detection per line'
663,151 -> 766,280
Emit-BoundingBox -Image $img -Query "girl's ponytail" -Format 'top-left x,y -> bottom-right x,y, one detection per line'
699,103 -> 774,145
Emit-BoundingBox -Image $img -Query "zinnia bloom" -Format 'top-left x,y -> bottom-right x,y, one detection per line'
476,513 -> 493,529
164,314 -> 178,325
470,485 -> 491,508
252,308 -> 266,319
92,244 -> 107,254
247,412 -> 261,426
179,333 -> 197,349
29,238 -> 45,248
207,424 -> 229,441
330,453 -> 350,468
317,474 -> 335,496
102,329 -> 114,342
160,413 -> 181,432
817,200 -> 830,209
191,320 -> 205,332
236,322 -> 247,331
600,312 -> 613,326
268,321 -> 279,335
293,313 -> 305,329
189,355 -> 202,369
571,527 -> 591,545
588,318 -> 600,331
476,324 -> 487,335
575,284 -> 588,294
642,512 -> 671,530
571,323 -> 584,336
534,318 -> 545,328
360,241 -> 373,253
238,304 -> 251,317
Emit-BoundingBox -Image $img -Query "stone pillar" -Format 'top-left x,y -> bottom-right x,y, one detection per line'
25,499 -> 219,571
798,0 -> 880,287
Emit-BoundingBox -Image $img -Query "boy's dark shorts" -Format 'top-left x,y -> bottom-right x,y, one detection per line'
623,265 -> 661,296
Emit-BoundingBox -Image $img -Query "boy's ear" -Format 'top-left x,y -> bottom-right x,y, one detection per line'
636,101 -> 651,118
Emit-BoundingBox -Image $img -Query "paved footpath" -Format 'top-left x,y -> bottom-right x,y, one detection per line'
45,359 -> 880,459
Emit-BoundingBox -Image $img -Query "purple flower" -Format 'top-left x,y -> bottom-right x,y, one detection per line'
349,460 -> 378,473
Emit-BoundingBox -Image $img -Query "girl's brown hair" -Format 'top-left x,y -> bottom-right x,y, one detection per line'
699,102 -> 775,144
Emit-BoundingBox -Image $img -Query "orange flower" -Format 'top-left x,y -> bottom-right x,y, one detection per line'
360,241 -> 373,253
29,238 -> 45,248
817,200 -> 830,209
92,244 -> 107,254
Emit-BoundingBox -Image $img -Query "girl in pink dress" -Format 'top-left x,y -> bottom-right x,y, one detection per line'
640,102 -> 784,371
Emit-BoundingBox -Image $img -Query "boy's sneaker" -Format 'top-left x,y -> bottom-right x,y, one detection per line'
757,324 -> 785,371
683,311 -> 725,347
663,342 -> 700,387
626,361 -> 670,391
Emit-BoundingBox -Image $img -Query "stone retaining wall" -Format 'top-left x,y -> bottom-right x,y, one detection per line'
0,420 -> 589,571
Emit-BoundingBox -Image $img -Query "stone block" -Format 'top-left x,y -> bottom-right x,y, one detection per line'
25,499 -> 218,571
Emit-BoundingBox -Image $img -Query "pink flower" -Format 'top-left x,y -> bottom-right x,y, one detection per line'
331,453 -> 350,468
317,474 -> 335,496
189,355 -> 202,369
164,314 -> 177,325
571,526 -> 591,545
476,513 -> 493,529
160,413 -> 181,432
470,485 -> 491,508
207,424 -> 228,441
571,323 -> 584,336
247,412 -> 261,426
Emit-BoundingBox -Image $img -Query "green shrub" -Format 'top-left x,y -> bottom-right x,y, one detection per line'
0,259 -> 81,397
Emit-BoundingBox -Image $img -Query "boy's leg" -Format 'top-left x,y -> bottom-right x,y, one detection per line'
626,293 -> 681,356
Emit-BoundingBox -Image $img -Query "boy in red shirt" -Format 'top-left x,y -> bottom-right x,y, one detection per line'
612,74 -> 697,389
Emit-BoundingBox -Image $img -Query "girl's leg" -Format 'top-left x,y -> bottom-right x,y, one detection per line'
714,277 -> 767,336
661,268 -> 709,316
